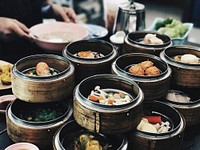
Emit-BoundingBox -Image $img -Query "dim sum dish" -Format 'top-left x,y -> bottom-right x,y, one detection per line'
63,39 -> 117,84
128,60 -> 161,76
128,101 -> 186,150
12,54 -> 75,102
173,54 -> 199,64
137,115 -> 171,134
10,100 -> 69,124
23,62 -> 59,77
0,60 -> 13,90
87,86 -> 133,106
6,99 -> 73,149
73,74 -> 144,134
76,51 -> 104,59
164,89 -> 200,126
112,53 -> 171,101
160,45 -> 200,88
123,31 -> 172,56
53,120 -> 128,150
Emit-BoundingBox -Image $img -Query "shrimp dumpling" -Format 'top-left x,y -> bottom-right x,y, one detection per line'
139,60 -> 154,70
129,64 -> 144,76
145,66 -> 160,76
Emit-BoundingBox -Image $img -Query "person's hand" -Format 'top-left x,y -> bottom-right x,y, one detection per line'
51,4 -> 78,23
0,17 -> 31,42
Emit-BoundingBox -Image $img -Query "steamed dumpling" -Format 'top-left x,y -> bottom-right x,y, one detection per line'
143,34 -> 164,45
180,54 -> 199,64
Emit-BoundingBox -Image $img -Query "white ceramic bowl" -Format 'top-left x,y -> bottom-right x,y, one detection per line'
5,142 -> 39,150
148,17 -> 193,45
29,22 -> 89,53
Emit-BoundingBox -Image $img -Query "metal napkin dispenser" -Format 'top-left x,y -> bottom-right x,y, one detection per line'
112,0 -> 145,34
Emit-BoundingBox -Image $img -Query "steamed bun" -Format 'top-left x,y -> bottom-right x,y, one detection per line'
181,54 -> 199,64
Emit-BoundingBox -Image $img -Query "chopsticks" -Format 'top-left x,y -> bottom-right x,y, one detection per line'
0,128 -> 7,135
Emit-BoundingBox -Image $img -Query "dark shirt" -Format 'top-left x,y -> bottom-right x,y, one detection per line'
0,0 -> 43,27
0,0 -> 45,63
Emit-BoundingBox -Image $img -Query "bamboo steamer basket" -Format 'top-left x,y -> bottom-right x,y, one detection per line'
73,74 -> 144,134
111,53 -> 171,101
128,101 -> 186,150
53,120 -> 128,150
164,89 -> 200,126
12,54 -> 75,103
160,45 -> 200,88
6,99 -> 73,149
123,31 -> 173,56
62,39 -> 118,84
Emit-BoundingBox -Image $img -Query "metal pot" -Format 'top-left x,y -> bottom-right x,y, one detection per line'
112,0 -> 145,34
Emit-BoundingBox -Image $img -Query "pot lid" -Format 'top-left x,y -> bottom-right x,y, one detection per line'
119,1 -> 145,12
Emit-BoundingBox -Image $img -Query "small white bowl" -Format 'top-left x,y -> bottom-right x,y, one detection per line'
5,142 -> 39,150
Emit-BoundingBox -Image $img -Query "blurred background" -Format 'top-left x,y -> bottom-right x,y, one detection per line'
51,0 -> 200,44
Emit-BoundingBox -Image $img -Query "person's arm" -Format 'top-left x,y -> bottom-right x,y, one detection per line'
0,17 -> 31,42
42,0 -> 77,23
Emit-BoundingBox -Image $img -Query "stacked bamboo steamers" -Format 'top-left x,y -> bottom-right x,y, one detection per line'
160,45 -> 200,127
111,32 -> 186,150
53,39 -> 143,149
56,38 -> 185,150
6,54 -> 75,149
5,34 -> 199,150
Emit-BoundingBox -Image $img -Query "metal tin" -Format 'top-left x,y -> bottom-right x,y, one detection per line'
113,1 -> 145,34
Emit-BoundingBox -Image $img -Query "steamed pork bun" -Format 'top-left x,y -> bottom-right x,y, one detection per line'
143,34 -> 164,45
181,54 -> 199,64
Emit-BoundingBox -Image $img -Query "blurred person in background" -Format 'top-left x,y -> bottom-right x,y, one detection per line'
0,0 -> 77,63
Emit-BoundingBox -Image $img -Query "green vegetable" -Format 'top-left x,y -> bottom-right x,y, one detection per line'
26,108 -> 63,122
155,17 -> 173,30
155,17 -> 188,38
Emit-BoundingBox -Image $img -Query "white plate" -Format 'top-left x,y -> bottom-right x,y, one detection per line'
86,24 -> 108,39
0,60 -> 13,90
